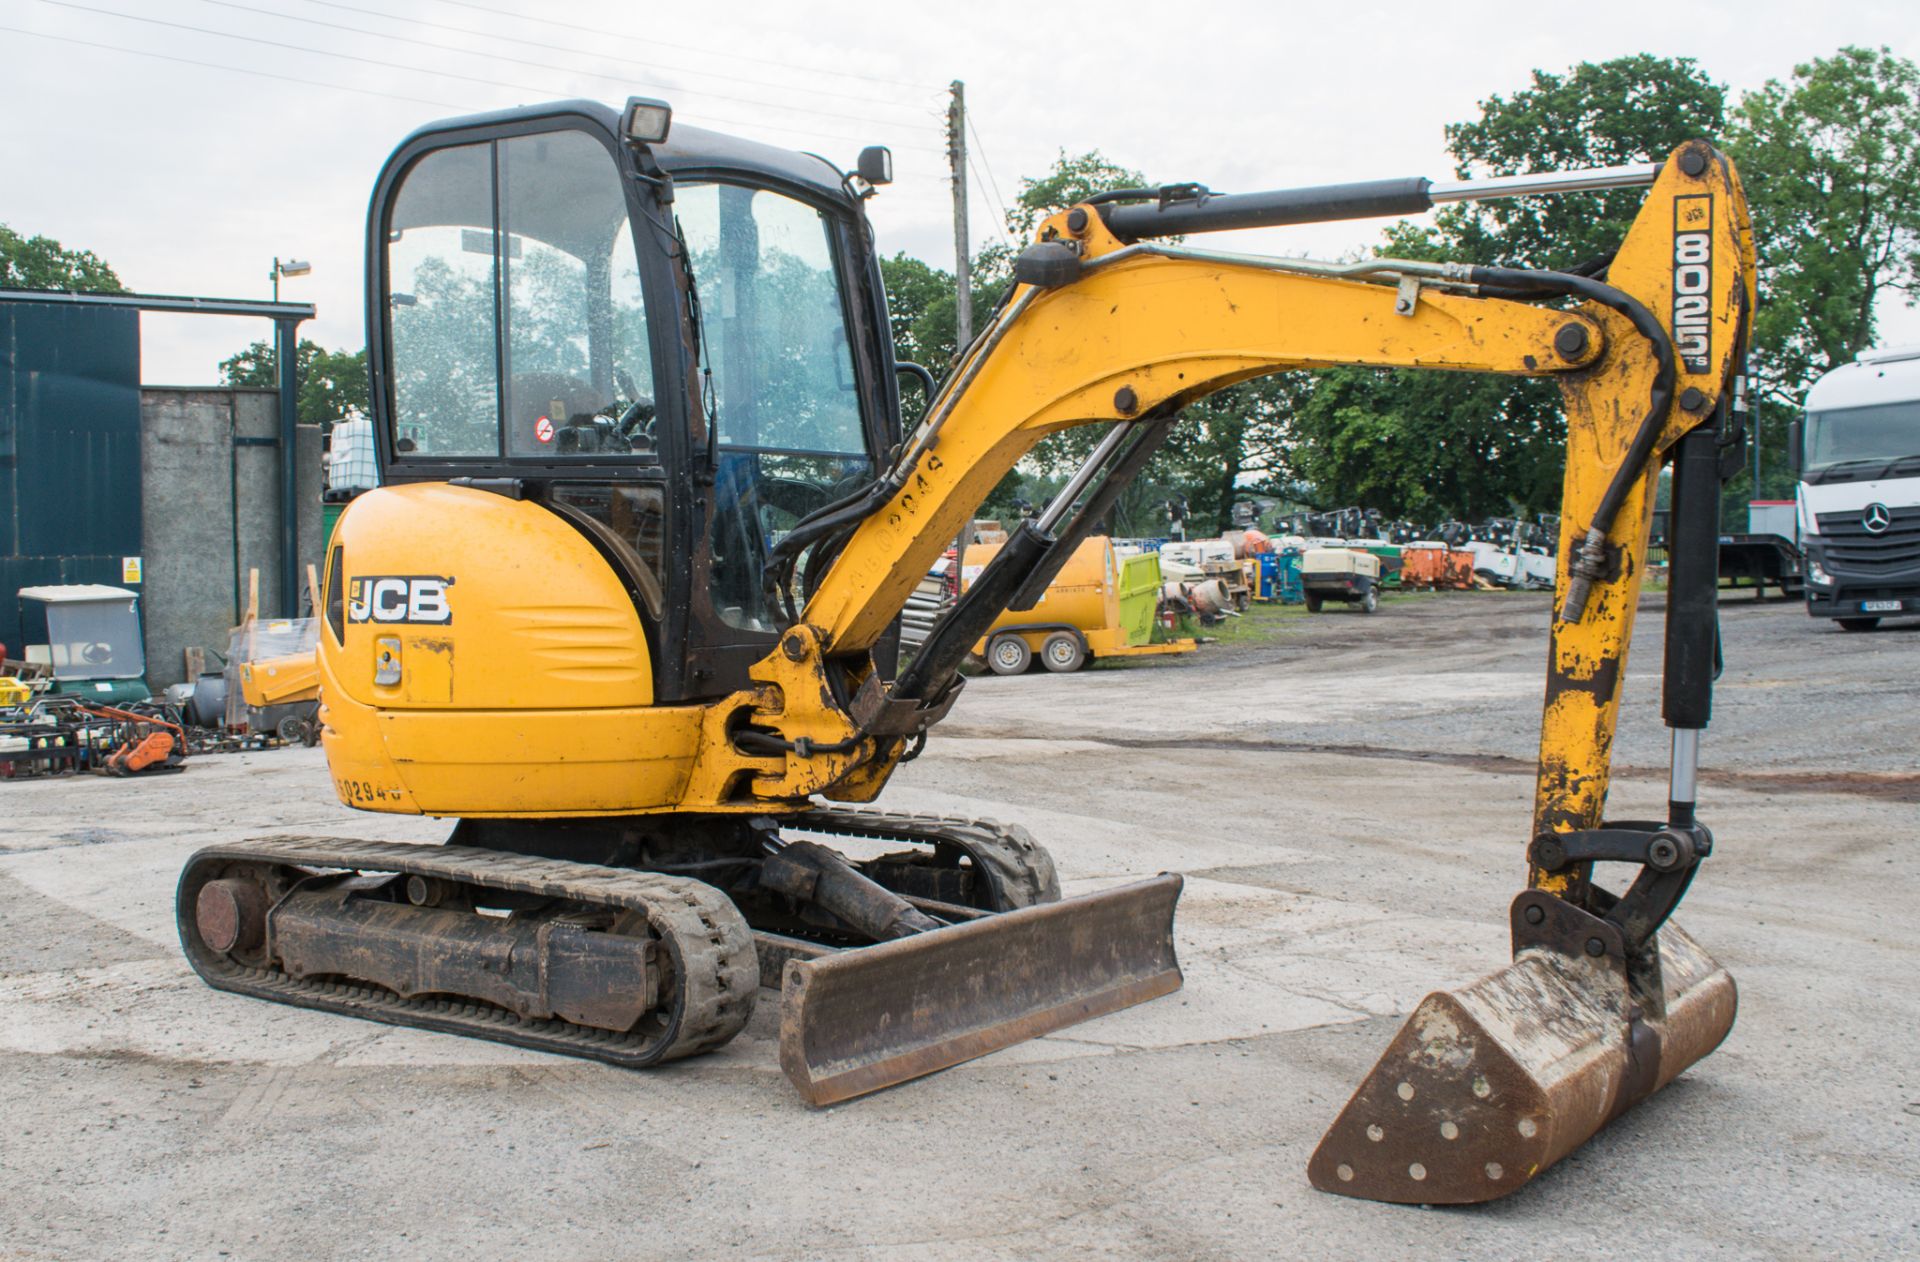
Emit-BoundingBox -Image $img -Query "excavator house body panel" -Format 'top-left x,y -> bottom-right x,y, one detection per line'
319,484 -> 712,816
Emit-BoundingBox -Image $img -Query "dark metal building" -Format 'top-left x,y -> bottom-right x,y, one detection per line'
0,301 -> 143,652
0,289 -> 314,660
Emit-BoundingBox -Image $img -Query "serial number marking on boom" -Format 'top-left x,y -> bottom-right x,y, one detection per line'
1672,194 -> 1714,374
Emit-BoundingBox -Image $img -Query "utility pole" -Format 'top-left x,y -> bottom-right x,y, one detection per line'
944,79 -> 974,597
947,80 -> 972,351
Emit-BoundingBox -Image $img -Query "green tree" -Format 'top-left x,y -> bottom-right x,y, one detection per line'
878,252 -> 962,373
0,225 -> 125,292
220,338 -> 370,430
1289,371 -> 1567,520
1005,149 -> 1149,239
1292,55 -> 1730,519
1431,55 -> 1728,269
1729,46 -> 1920,412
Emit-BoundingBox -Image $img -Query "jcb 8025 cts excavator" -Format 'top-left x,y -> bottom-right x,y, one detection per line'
178,95 -> 1751,1204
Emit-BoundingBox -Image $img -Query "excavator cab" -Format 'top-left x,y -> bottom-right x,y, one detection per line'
365,100 -> 903,703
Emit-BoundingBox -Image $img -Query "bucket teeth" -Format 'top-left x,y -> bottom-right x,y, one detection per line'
1309,896 -> 1735,1204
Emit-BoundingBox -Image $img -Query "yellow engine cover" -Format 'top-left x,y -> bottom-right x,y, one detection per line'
319,483 -> 703,817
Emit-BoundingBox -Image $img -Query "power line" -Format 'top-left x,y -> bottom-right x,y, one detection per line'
968,156 -> 1014,247
429,0 -> 940,94
298,0 -> 934,115
192,0 -> 935,132
37,0 -> 562,96
0,23 -> 468,109
967,117 -> 1018,246
30,0 -> 942,153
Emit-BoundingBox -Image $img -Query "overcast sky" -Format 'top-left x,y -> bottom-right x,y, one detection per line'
4,0 -> 1916,384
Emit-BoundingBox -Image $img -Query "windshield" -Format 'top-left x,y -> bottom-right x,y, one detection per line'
675,183 -> 867,457
384,129 -> 656,461
1804,401 -> 1920,482
36,602 -> 144,681
674,182 -> 873,633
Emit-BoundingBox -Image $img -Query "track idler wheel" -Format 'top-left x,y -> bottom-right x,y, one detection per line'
196,878 -> 269,955
1308,890 -> 1735,1203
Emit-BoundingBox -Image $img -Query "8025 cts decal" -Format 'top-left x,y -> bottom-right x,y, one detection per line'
347,575 -> 454,625
1672,194 -> 1714,374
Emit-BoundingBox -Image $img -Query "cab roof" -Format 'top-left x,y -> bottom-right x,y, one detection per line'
393,99 -> 856,207
1805,347 -> 1920,413
17,585 -> 138,603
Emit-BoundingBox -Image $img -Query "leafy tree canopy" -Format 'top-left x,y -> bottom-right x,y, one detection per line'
220,338 -> 370,430
1730,45 -> 1920,409
1433,55 -> 1728,269
0,224 -> 125,293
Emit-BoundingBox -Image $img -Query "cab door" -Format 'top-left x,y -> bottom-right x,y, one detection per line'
368,112 -> 690,696
668,179 -> 895,695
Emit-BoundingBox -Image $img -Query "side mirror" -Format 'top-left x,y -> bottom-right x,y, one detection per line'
1786,418 -> 1803,476
857,146 -> 893,186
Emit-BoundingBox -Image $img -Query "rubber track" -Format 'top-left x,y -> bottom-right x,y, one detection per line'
177,836 -> 758,1067
794,806 -> 1061,909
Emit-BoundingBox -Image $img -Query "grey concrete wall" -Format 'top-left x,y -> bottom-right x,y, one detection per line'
138,388 -> 323,689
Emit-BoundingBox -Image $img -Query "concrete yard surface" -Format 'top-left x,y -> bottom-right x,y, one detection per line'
1,593 -> 1915,1260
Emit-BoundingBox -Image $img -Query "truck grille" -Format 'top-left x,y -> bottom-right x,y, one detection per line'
1816,506 -> 1920,574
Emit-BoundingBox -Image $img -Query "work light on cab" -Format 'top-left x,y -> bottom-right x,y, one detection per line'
621,96 -> 672,145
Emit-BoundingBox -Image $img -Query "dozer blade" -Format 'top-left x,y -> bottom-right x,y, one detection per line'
779,873 -> 1183,1106
1309,890 -> 1735,1204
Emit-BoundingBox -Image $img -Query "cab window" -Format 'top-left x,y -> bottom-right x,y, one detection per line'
386,142 -> 501,457
383,128 -> 656,461
675,183 -> 872,632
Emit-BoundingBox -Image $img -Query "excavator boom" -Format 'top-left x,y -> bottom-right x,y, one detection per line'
752,141 -> 1750,1190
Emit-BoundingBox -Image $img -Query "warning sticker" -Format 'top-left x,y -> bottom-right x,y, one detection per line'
535,416 -> 555,444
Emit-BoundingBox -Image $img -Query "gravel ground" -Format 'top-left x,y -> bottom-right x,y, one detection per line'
1,592 -> 1914,1260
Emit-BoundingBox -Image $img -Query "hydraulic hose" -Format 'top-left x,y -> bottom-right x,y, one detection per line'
1467,265 -> 1678,623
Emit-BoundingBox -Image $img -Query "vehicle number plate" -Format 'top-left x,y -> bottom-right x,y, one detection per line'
1861,600 -> 1902,613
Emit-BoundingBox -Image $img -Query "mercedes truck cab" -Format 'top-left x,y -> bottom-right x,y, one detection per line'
1795,345 -> 1920,629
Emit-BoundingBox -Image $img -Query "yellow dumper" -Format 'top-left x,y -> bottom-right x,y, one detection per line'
963,536 -> 1195,674
231,619 -> 322,744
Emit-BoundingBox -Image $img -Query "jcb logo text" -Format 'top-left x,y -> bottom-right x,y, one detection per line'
347,575 -> 454,625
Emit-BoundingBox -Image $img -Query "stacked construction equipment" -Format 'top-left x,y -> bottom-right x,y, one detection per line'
1399,542 -> 1474,590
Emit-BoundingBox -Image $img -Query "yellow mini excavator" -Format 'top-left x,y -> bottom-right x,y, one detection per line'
178,96 -> 1751,1203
